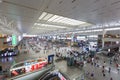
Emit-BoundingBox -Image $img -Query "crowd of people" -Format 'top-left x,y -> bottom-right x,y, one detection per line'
27,39 -> 120,80
83,54 -> 120,80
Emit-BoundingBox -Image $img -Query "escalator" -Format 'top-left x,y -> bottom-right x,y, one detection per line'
40,73 -> 60,80
8,64 -> 55,80
102,44 -> 120,50
8,65 -> 69,80
38,70 -> 70,80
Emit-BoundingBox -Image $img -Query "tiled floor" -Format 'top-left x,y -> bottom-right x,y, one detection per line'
0,40 -> 120,80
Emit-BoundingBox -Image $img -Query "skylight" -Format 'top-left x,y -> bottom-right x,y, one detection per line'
87,35 -> 98,38
39,12 -> 47,20
105,27 -> 120,31
39,12 -> 88,26
34,23 -> 67,28
32,27 -> 57,30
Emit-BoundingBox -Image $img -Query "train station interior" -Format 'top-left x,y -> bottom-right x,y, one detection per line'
0,0 -> 120,80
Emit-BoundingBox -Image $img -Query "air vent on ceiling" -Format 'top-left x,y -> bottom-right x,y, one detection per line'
93,0 -> 100,3
59,10 -> 61,12
72,6 -> 76,9
59,1 -> 63,4
98,12 -> 104,15
46,6 -> 49,9
116,7 -> 120,10
111,1 -> 120,5
101,5 -> 107,9
72,0 -> 76,3
92,8 -> 99,12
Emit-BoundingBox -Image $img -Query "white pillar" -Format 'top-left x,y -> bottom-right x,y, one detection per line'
119,46 -> 120,52
102,39 -> 104,48
102,29 -> 106,48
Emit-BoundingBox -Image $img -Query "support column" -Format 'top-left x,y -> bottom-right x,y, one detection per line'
119,46 -> 120,52
102,29 -> 106,48
102,39 -> 105,48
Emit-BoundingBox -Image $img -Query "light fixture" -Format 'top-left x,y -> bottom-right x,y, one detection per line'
87,35 -> 98,38
48,15 -> 59,21
52,16 -> 64,22
81,29 -> 103,33
105,27 -> 120,31
43,13 -> 53,20
39,12 -> 47,20
38,12 -> 90,26
32,27 -> 57,30
34,23 -> 67,28
51,16 -> 86,26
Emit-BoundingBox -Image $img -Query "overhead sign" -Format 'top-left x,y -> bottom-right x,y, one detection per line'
12,34 -> 17,46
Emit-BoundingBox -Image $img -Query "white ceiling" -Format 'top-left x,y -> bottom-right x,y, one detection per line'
0,0 -> 120,35
45,0 -> 120,24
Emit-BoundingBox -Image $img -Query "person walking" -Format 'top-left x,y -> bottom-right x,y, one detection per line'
108,67 -> 111,73
110,77 -> 113,80
103,61 -> 106,66
102,69 -> 104,74
103,73 -> 105,77
91,72 -> 94,79
116,63 -> 119,74
109,58 -> 112,64
94,61 -> 96,67
102,65 -> 105,69
117,67 -> 119,74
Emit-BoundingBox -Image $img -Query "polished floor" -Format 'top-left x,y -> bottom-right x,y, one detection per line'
0,40 -> 120,80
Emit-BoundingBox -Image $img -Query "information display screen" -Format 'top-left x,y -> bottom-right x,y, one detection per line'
12,34 -> 17,46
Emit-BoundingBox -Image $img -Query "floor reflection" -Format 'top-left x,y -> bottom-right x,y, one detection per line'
0,57 -> 14,63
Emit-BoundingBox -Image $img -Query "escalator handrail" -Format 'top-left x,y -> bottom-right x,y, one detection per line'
59,70 -> 70,80
40,73 -> 53,80
38,71 -> 50,80
39,70 -> 70,80
8,64 -> 54,80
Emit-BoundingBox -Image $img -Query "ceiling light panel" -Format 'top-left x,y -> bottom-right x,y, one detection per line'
39,12 -> 90,26
52,17 -> 64,22
34,23 -> 67,28
33,27 -> 57,30
88,35 -> 98,38
48,15 -> 59,21
43,13 -> 53,20
105,27 -> 120,31
52,16 -> 86,26
39,12 -> 47,20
